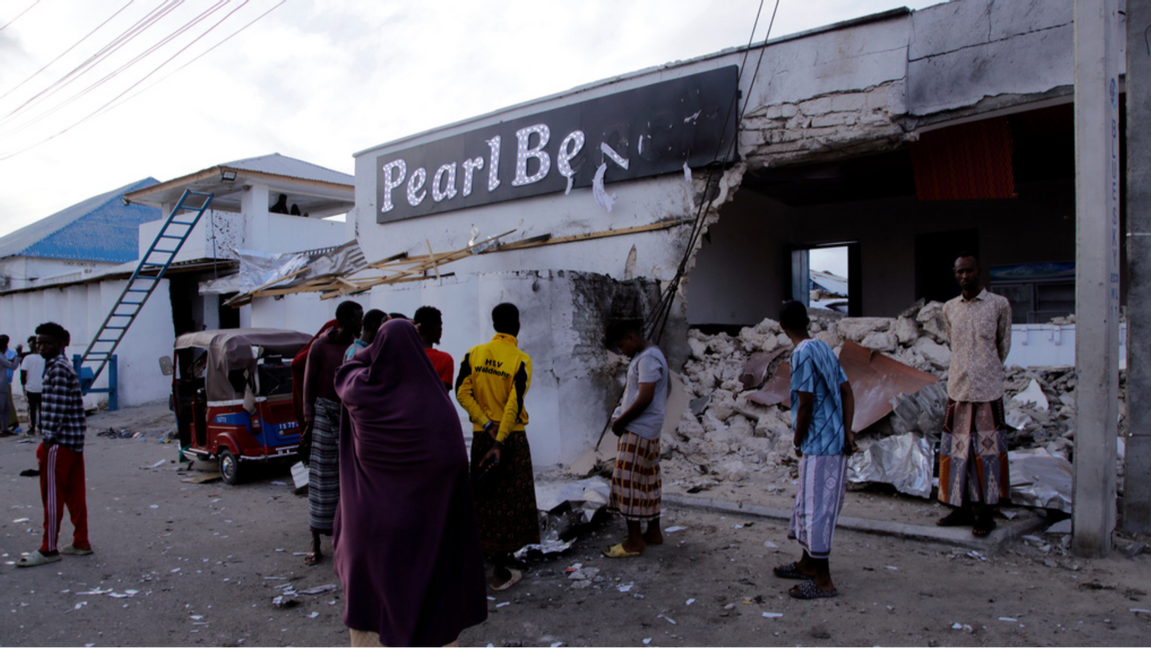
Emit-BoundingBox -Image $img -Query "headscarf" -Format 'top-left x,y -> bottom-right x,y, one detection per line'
331,319 -> 487,646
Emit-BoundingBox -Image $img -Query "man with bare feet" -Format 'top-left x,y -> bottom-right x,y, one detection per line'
773,301 -> 856,599
602,320 -> 669,558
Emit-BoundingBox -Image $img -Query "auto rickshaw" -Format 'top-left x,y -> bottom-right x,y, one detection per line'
164,328 -> 313,485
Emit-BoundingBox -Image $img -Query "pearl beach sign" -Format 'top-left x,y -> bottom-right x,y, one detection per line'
375,66 -> 738,223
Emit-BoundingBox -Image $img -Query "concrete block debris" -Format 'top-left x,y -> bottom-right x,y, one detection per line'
640,301 -> 1107,507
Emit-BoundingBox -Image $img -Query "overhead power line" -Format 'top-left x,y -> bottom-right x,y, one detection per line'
0,0 -> 285,161
0,0 -> 42,32
0,1 -> 136,103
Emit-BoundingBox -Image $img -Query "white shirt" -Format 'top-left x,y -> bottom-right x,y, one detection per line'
21,353 -> 46,393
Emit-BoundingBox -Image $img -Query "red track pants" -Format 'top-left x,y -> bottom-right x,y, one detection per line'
38,442 -> 89,553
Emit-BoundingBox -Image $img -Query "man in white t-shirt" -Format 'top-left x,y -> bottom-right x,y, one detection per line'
602,319 -> 669,558
20,338 -> 46,435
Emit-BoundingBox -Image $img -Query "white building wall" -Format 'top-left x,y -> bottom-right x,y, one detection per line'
0,278 -> 175,407
139,208 -> 348,264
248,270 -> 625,468
0,256 -> 114,291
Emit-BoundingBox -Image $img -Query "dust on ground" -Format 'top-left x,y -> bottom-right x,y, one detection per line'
2,401 -> 1150,647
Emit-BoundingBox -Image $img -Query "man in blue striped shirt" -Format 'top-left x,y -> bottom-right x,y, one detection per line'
17,322 -> 92,568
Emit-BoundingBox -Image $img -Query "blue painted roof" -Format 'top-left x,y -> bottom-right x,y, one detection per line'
0,178 -> 162,263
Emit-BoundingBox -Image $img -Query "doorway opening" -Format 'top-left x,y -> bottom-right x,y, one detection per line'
792,243 -> 860,316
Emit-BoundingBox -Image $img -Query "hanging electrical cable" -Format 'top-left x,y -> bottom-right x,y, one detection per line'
647,0 -> 782,346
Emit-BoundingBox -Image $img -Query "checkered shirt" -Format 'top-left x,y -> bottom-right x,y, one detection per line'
41,354 -> 86,452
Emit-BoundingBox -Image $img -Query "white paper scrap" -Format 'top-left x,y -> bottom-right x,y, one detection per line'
658,614 -> 676,625
496,602 -> 510,608
762,612 -> 783,618
308,611 -> 319,619
683,162 -> 693,184
665,526 -> 687,533
685,598 -> 695,606
999,617 -> 1018,622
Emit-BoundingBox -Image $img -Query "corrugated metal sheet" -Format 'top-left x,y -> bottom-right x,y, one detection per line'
220,153 -> 353,186
0,178 -> 162,263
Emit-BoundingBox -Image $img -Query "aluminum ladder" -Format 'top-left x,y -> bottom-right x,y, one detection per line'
79,189 -> 214,392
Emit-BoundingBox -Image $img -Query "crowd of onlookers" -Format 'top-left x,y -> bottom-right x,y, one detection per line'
0,333 -> 46,436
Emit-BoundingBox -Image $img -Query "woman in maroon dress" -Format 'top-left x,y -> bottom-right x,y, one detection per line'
333,319 -> 487,646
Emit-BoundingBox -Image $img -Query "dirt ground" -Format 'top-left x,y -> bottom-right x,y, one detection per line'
2,400 -> 1151,647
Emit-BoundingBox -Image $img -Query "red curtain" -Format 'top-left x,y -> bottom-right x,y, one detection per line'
910,117 -> 1016,200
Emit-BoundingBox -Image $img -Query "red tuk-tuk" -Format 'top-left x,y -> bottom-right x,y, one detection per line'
168,328 -> 312,485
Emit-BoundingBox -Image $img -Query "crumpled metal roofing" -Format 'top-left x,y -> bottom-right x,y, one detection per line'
0,177 -> 161,263
219,153 -> 353,185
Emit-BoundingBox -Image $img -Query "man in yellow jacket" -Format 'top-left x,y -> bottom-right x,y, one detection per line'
456,302 -> 539,590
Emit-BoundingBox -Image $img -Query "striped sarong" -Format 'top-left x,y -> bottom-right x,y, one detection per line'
308,397 -> 340,535
788,454 -> 847,560
609,432 -> 661,522
938,399 -> 1010,506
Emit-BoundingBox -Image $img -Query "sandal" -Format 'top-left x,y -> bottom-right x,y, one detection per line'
789,580 -> 838,599
972,516 -> 997,537
936,508 -> 974,527
16,551 -> 61,568
303,552 -> 321,566
602,543 -> 642,559
490,568 -> 522,591
773,562 -> 815,580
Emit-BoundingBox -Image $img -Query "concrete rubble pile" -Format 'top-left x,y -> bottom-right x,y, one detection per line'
662,300 -> 1114,504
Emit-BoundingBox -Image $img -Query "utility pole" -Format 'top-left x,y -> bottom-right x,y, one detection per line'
1073,0 -> 1121,558
1125,0 -> 1151,534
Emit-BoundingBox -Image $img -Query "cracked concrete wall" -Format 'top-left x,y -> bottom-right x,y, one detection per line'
737,0 -> 1117,169
905,0 -> 1085,116
252,269 -> 661,467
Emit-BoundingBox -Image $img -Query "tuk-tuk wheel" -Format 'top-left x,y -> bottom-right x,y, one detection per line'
219,448 -> 241,485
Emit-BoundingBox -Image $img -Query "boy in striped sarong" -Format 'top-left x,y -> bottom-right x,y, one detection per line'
774,301 -> 857,598
603,320 -> 669,558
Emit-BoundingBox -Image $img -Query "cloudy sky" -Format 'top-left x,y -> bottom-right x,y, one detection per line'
0,0 -> 940,238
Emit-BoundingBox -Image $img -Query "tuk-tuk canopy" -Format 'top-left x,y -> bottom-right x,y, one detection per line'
174,328 -> 312,401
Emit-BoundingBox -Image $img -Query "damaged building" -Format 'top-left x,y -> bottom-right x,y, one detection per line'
0,0 -> 1116,479
273,0 -> 1103,468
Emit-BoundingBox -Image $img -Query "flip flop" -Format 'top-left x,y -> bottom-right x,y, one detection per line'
16,551 -> 61,568
972,517 -> 997,537
773,562 -> 815,580
303,552 -> 321,566
602,543 -> 642,559
490,568 -> 522,591
789,580 -> 838,599
60,544 -> 93,556
936,509 -> 974,527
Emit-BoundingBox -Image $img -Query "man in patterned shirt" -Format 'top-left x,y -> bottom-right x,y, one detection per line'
17,322 -> 92,567
937,253 -> 1013,536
